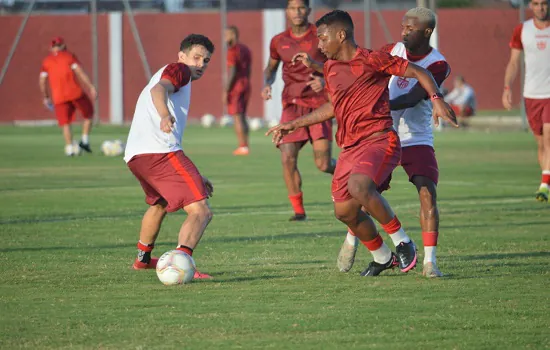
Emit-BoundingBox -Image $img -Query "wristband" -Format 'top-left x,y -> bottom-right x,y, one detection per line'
430,92 -> 443,101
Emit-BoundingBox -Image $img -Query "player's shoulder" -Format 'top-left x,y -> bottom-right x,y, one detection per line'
163,62 -> 190,74
379,42 -> 398,54
429,47 -> 447,62
271,30 -> 289,44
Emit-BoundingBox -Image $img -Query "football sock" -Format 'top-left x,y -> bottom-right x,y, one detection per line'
541,171 -> 550,187
137,241 -> 154,263
346,229 -> 358,246
288,192 -> 305,215
422,231 -> 438,264
81,134 -> 89,144
361,234 -> 392,264
177,245 -> 194,256
381,216 -> 411,246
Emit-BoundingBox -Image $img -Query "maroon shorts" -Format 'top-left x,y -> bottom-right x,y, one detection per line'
54,94 -> 93,126
525,98 -> 550,136
401,145 -> 439,184
332,131 -> 401,202
279,104 -> 332,145
127,150 -> 208,212
227,88 -> 250,115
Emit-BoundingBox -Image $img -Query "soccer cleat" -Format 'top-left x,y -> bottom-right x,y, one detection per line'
535,186 -> 549,202
79,141 -> 92,153
233,146 -> 249,156
289,213 -> 307,221
423,262 -> 443,278
193,270 -> 213,279
395,240 -> 418,273
132,257 -> 158,270
337,237 -> 358,272
360,253 -> 398,277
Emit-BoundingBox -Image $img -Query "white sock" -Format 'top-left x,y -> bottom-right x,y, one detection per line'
388,228 -> 411,246
346,231 -> 358,246
64,144 -> 73,156
541,183 -> 549,189
370,242 -> 392,264
81,134 -> 89,144
424,246 -> 437,264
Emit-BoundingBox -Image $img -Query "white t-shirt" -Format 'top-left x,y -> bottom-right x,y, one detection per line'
510,19 -> 550,99
124,63 -> 192,163
387,42 -> 450,148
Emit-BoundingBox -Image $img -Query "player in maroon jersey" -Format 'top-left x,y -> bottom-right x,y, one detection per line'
261,0 -> 336,221
268,10 -> 457,276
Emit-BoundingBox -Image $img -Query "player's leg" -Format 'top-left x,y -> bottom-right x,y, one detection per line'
309,118 -> 336,174
280,142 -> 307,221
525,98 -> 550,202
54,102 -> 75,156
74,95 -> 94,153
231,90 -> 250,155
538,122 -> 550,202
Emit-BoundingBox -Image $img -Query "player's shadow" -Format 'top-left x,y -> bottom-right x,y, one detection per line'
449,251 -> 550,261
195,275 -> 284,283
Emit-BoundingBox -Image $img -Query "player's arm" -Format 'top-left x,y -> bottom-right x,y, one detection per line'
262,57 -> 280,100
502,48 -> 521,110
73,65 -> 97,100
226,65 -> 237,93
151,79 -> 177,133
291,53 -> 324,74
39,72 -> 52,108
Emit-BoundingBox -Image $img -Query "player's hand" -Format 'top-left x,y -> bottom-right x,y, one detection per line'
222,90 -> 228,105
502,88 -> 513,111
160,115 -> 175,133
291,52 -> 313,68
432,99 -> 458,128
43,98 -> 54,111
306,74 -> 325,93
261,85 -> 272,100
202,176 -> 214,197
89,86 -> 98,100
265,122 -> 296,144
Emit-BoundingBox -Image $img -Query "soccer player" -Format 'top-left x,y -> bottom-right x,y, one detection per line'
269,10 -> 457,276
337,7 -> 451,278
444,75 -> 476,127
40,37 -> 97,156
124,34 -> 215,279
262,0 -> 337,221
224,26 -> 252,155
503,0 -> 550,202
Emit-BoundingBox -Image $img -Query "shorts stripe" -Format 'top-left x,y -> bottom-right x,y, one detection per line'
167,152 -> 203,201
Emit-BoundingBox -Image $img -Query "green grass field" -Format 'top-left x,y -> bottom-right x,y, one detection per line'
0,125 -> 548,349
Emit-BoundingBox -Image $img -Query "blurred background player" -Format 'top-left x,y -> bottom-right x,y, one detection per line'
269,10 -> 457,276
444,75 -> 476,127
124,34 -> 215,279
39,37 -> 97,156
504,0 -> 550,202
261,0 -> 336,221
224,25 -> 252,155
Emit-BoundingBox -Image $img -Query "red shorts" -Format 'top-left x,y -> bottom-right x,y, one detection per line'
279,104 -> 333,145
451,104 -> 474,117
227,88 -> 250,115
525,98 -> 550,136
54,94 -> 94,126
332,131 -> 401,202
127,150 -> 208,212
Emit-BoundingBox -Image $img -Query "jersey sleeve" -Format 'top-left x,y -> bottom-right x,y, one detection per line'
69,53 -> 80,70
269,36 -> 280,60
40,60 -> 48,77
509,23 -> 523,50
426,61 -> 451,87
379,43 -> 396,54
160,63 -> 192,93
370,50 -> 409,76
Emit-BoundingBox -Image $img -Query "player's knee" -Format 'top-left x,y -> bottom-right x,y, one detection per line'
187,202 -> 213,223
314,157 -> 331,173
334,207 -> 355,225
281,153 -> 297,169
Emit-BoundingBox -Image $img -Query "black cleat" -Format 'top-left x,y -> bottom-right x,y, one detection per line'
79,141 -> 92,153
395,240 -> 418,273
289,213 -> 307,221
360,253 -> 398,276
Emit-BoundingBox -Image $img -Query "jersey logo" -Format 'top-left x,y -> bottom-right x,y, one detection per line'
397,77 -> 410,89
299,41 -> 312,51
282,45 -> 290,49
537,40 -> 547,50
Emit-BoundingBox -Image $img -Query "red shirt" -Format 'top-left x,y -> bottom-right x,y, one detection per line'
324,47 -> 409,148
40,50 -> 84,104
161,62 -> 192,92
270,24 -> 328,108
227,43 -> 252,93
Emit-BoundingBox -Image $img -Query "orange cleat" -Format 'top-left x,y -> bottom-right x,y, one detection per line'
132,257 -> 158,270
233,146 -> 249,156
193,270 -> 213,279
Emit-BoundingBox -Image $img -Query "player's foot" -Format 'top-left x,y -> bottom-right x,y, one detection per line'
289,213 -> 307,221
423,262 -> 443,278
194,270 -> 213,279
535,186 -> 549,202
360,253 -> 398,277
79,141 -> 92,153
337,238 -> 358,272
395,240 -> 417,273
233,146 -> 249,156
132,257 -> 158,270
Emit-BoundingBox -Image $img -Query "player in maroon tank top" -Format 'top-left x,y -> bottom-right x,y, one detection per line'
261,0 -> 337,222
268,10 -> 457,276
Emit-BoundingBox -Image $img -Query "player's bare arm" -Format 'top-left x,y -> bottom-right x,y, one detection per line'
389,83 -> 428,110
291,52 -> 324,73
502,48 -> 521,110
38,74 -> 52,108
261,57 -> 280,100
402,63 -> 458,127
151,79 -> 176,133
266,101 -> 334,143
224,65 -> 237,103
73,65 -> 97,100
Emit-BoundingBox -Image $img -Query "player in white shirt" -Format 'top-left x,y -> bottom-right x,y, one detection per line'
503,0 -> 550,202
444,75 -> 476,126
125,34 -> 215,279
336,7 -> 456,278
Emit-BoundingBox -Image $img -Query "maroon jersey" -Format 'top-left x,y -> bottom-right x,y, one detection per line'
270,24 -> 328,108
227,43 -> 252,94
324,47 -> 409,148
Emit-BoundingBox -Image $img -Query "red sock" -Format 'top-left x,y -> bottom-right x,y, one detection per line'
361,234 -> 383,251
289,192 -> 305,215
381,216 -> 401,234
137,241 -> 154,252
542,171 -> 550,185
422,231 -> 438,247
239,142 -> 248,148
177,245 -> 194,256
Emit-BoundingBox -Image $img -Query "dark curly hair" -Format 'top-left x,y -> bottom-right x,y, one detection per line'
180,34 -> 215,54
287,0 -> 309,7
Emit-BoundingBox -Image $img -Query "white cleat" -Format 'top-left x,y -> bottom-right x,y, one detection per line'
337,238 -> 358,272
423,262 -> 443,278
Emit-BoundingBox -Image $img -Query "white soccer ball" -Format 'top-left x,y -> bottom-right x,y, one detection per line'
219,114 -> 234,127
156,250 -> 196,285
101,139 -> 125,157
201,113 -> 216,128
249,117 -> 264,131
72,142 -> 82,156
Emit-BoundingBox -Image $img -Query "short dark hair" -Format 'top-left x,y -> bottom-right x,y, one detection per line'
227,25 -> 239,39
315,10 -> 354,38
287,0 -> 310,7
180,34 -> 215,54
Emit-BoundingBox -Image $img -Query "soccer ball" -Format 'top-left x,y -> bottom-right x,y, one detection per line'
201,113 -> 216,128
249,117 -> 264,131
156,250 -> 196,285
101,139 -> 125,156
219,114 -> 234,127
